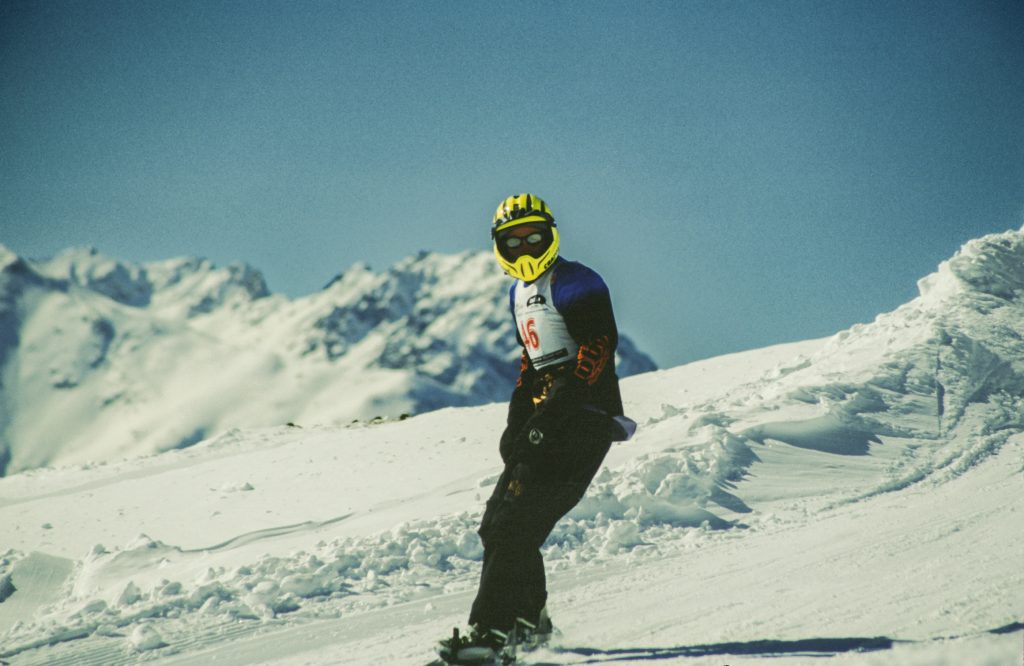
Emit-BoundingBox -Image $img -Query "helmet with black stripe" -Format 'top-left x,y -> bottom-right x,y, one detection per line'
491,193 -> 560,282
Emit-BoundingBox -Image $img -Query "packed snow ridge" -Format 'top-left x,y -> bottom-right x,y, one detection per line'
0,246 -> 656,475
0,227 -> 1022,665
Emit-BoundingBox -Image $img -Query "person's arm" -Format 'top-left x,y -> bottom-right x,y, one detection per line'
544,263 -> 618,407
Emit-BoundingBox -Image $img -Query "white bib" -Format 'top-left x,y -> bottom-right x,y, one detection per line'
513,270 -> 578,370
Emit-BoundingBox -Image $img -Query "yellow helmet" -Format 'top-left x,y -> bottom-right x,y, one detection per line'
491,193 -> 560,282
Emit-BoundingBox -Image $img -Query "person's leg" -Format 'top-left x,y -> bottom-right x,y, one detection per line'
469,530 -> 539,630
520,544 -> 547,624
470,468 -> 588,631
469,415 -> 614,633
469,464 -> 519,630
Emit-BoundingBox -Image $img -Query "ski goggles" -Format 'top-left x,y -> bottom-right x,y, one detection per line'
501,232 -> 546,249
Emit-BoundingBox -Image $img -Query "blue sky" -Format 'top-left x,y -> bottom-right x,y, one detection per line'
2,0 -> 1022,368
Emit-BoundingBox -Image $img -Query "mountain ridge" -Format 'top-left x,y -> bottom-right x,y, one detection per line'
0,245 -> 656,475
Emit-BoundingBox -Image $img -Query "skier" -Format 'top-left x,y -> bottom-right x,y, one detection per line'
437,194 -> 636,665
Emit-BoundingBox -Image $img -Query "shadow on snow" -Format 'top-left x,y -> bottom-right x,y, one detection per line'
532,623 -> 1024,663
535,636 -> 894,663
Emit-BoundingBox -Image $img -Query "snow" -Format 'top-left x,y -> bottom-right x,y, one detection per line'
1,228 -> 1023,665
128,623 -> 167,651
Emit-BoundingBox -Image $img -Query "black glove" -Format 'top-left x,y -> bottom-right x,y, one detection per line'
508,414 -> 549,467
500,416 -> 546,466
502,370 -> 581,466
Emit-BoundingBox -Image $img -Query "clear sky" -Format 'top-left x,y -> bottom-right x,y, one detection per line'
2,0 -> 1022,368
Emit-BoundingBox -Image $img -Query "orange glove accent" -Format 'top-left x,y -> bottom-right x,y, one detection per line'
574,335 -> 611,386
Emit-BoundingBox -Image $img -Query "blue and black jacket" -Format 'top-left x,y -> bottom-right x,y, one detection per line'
501,257 -> 624,465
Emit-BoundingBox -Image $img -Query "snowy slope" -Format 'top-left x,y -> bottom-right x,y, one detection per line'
0,246 -> 655,475
1,227 -> 1023,665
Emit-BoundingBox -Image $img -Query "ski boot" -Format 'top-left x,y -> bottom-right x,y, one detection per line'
434,625 -> 514,665
513,606 -> 555,653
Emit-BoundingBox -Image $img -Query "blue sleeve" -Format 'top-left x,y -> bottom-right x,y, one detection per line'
508,282 -> 522,346
551,261 -> 618,351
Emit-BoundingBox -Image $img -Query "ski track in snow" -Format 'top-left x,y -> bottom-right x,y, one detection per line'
3,228 -> 1024,665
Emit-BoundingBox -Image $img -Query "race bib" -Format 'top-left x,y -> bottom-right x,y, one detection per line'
513,271 -> 578,369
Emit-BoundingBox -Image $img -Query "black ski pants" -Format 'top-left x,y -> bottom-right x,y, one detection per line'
468,416 -> 612,632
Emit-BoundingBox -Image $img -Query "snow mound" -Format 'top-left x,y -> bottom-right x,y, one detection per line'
0,512 -> 490,653
572,416 -> 756,530
728,227 -> 1024,493
919,227 -> 1024,303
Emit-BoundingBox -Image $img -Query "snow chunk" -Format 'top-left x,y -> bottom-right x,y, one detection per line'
602,521 -> 643,554
0,571 -> 15,603
117,581 -> 142,606
219,481 -> 255,493
128,624 -> 167,651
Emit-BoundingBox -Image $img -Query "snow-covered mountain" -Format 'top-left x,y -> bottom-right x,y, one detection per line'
1,226 -> 1022,665
0,246 -> 656,476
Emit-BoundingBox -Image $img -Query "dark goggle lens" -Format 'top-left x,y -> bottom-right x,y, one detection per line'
504,232 -> 545,249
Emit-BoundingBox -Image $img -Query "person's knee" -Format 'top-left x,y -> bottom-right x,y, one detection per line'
481,523 -> 547,554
